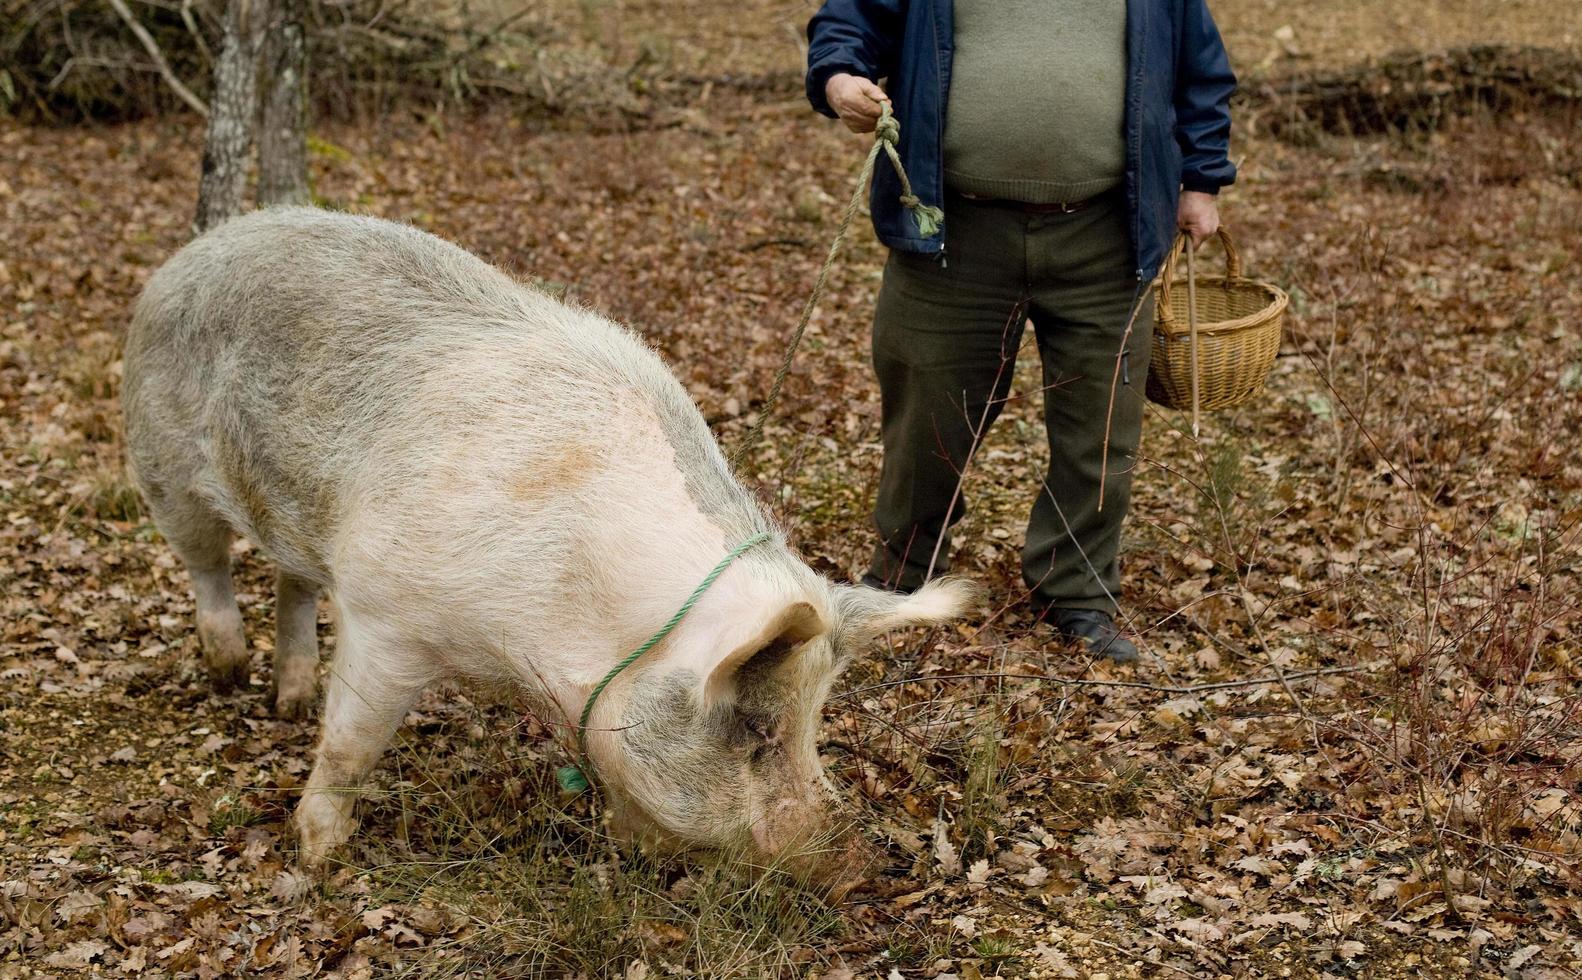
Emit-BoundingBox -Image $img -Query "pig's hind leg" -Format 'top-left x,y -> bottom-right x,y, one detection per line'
295,606 -> 431,866
150,490 -> 252,693
272,571 -> 321,719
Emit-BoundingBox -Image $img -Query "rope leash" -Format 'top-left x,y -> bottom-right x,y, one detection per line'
730,103 -> 943,467
558,106 -> 937,793
557,530 -> 772,793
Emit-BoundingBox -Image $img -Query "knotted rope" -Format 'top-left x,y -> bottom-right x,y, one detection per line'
730,103 -> 943,466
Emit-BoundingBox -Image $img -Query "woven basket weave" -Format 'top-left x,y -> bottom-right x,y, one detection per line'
1147,229 -> 1288,415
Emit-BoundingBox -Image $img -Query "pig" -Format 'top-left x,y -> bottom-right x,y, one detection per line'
121,206 -> 973,884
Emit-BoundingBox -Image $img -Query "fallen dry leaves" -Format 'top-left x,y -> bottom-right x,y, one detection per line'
2,10 -> 1581,978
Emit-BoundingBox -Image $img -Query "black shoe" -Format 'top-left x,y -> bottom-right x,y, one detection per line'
859,573 -> 919,595
1039,607 -> 1139,664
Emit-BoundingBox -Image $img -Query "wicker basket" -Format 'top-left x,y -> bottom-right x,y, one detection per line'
1146,229 -> 1288,420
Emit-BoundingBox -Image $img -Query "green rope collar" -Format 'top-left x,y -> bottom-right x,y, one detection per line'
557,530 -> 772,793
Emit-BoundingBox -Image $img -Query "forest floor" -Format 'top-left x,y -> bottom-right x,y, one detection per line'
2,2 -> 1580,978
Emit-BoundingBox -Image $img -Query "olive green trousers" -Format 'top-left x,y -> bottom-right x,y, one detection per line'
866,189 -> 1153,613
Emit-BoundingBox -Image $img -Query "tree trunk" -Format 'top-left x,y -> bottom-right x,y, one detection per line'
258,0 -> 310,207
194,0 -> 269,234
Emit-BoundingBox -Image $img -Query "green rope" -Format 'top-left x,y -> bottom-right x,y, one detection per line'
731,102 -> 943,467
557,530 -> 773,793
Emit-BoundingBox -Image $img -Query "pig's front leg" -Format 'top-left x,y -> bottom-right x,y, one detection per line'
295,609 -> 430,866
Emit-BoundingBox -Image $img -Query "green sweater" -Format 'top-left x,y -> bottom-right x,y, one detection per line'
942,0 -> 1129,203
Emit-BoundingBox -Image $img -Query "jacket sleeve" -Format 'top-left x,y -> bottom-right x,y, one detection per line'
1175,0 -> 1238,193
805,0 -> 905,118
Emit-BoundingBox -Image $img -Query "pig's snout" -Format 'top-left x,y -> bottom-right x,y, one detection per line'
749,797 -> 820,856
751,800 -> 882,901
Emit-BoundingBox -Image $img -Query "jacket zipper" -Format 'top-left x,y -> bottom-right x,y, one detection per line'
1131,1 -> 1146,281
933,0 -> 948,267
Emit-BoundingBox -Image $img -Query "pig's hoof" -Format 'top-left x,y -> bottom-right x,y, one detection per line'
273,688 -> 317,720
205,656 -> 251,694
198,611 -> 249,693
296,838 -> 335,869
295,795 -> 356,867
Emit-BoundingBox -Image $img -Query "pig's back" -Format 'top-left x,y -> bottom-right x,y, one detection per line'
124,207 -> 763,594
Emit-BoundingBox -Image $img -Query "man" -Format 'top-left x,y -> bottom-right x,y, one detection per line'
806,0 -> 1236,661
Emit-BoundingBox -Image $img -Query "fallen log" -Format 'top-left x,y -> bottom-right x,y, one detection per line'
1240,44 -> 1582,141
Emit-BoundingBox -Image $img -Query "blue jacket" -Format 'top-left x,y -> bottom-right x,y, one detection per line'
806,0 -> 1237,281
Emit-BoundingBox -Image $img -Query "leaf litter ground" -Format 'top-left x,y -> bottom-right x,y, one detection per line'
2,20 -> 1580,980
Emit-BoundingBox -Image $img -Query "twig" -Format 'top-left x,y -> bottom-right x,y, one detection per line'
106,0 -> 211,117
1417,773 -> 1466,924
180,0 -> 214,67
1190,424 -> 1314,724
1235,586 -> 1312,721
837,666 -> 1358,700
1086,936 -> 1199,978
739,236 -> 812,252
455,4 -> 539,63
1097,285 -> 1151,511
922,303 -> 1025,582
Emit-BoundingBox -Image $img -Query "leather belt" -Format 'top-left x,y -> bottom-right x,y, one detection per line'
956,190 -> 1102,214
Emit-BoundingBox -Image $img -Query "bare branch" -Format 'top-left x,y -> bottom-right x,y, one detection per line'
837,665 -> 1361,701
105,0 -> 210,117
180,0 -> 216,67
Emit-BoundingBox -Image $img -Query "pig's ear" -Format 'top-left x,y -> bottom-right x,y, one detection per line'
703,600 -> 828,703
831,577 -> 979,654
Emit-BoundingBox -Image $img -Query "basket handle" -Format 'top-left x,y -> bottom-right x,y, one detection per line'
1186,238 -> 1200,437
1157,227 -> 1241,328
